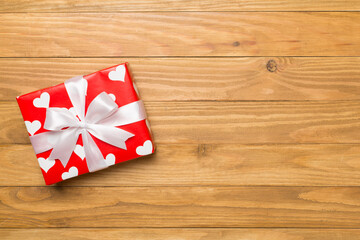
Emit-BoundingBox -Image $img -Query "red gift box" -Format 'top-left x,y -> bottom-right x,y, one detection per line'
17,63 -> 154,185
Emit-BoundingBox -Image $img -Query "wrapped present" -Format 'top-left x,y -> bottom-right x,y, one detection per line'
17,63 -> 155,185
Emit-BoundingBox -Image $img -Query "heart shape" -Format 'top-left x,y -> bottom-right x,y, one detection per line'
61,166 -> 78,180
74,145 -> 85,160
37,157 -> 55,173
108,65 -> 126,82
25,120 -> 41,136
136,140 -> 153,156
105,153 -> 116,166
108,93 -> 116,101
33,92 -> 50,108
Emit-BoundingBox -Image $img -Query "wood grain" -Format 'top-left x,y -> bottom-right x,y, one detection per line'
1,0 -> 360,12
1,143 -> 360,187
3,101 -> 360,145
2,57 -> 360,101
2,186 -> 360,228
1,0 -> 360,236
1,12 -> 360,57
2,228 -> 360,240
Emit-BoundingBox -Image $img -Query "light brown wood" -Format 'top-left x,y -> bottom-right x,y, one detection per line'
2,57 -> 360,101
1,0 -> 360,12
1,12 -> 360,57
1,0 -> 360,237
2,186 -> 360,228
1,0 -> 359,12
2,228 -> 360,240
3,101 -> 360,145
1,143 -> 360,187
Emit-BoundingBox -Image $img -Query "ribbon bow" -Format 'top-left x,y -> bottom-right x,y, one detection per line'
29,76 -> 146,172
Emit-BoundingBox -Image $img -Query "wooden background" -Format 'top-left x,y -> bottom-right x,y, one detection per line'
1,0 -> 360,239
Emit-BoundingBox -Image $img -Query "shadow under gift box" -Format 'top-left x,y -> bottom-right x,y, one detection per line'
16,63 -> 155,185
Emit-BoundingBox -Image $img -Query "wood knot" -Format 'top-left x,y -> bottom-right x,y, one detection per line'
232,41 -> 240,47
266,60 -> 277,72
198,144 -> 206,157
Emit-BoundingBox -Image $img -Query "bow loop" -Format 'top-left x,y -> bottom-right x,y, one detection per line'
98,100 -> 147,127
44,108 -> 80,130
85,92 -> 118,124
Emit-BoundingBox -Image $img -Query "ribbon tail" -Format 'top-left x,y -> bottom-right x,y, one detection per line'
48,128 -> 80,168
82,131 -> 108,172
85,92 -> 118,124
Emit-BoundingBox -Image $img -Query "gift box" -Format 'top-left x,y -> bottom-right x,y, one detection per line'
17,63 -> 154,185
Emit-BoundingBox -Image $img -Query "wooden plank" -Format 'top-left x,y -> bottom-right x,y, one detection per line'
3,101 -> 360,145
2,57 -> 360,101
1,0 -> 359,12
1,13 -> 360,57
2,186 -> 360,227
1,143 -> 360,187
2,228 -> 360,240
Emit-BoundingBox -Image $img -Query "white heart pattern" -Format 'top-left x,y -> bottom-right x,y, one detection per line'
136,140 -> 153,156
61,166 -> 78,180
108,93 -> 116,101
38,157 -> 55,173
33,92 -> 50,108
74,145 -> 85,160
108,65 -> 126,82
105,153 -> 116,166
25,120 -> 41,136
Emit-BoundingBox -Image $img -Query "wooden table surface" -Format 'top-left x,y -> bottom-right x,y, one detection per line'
1,1 -> 360,239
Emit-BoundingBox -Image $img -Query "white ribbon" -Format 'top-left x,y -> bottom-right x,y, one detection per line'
29,76 -> 146,172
